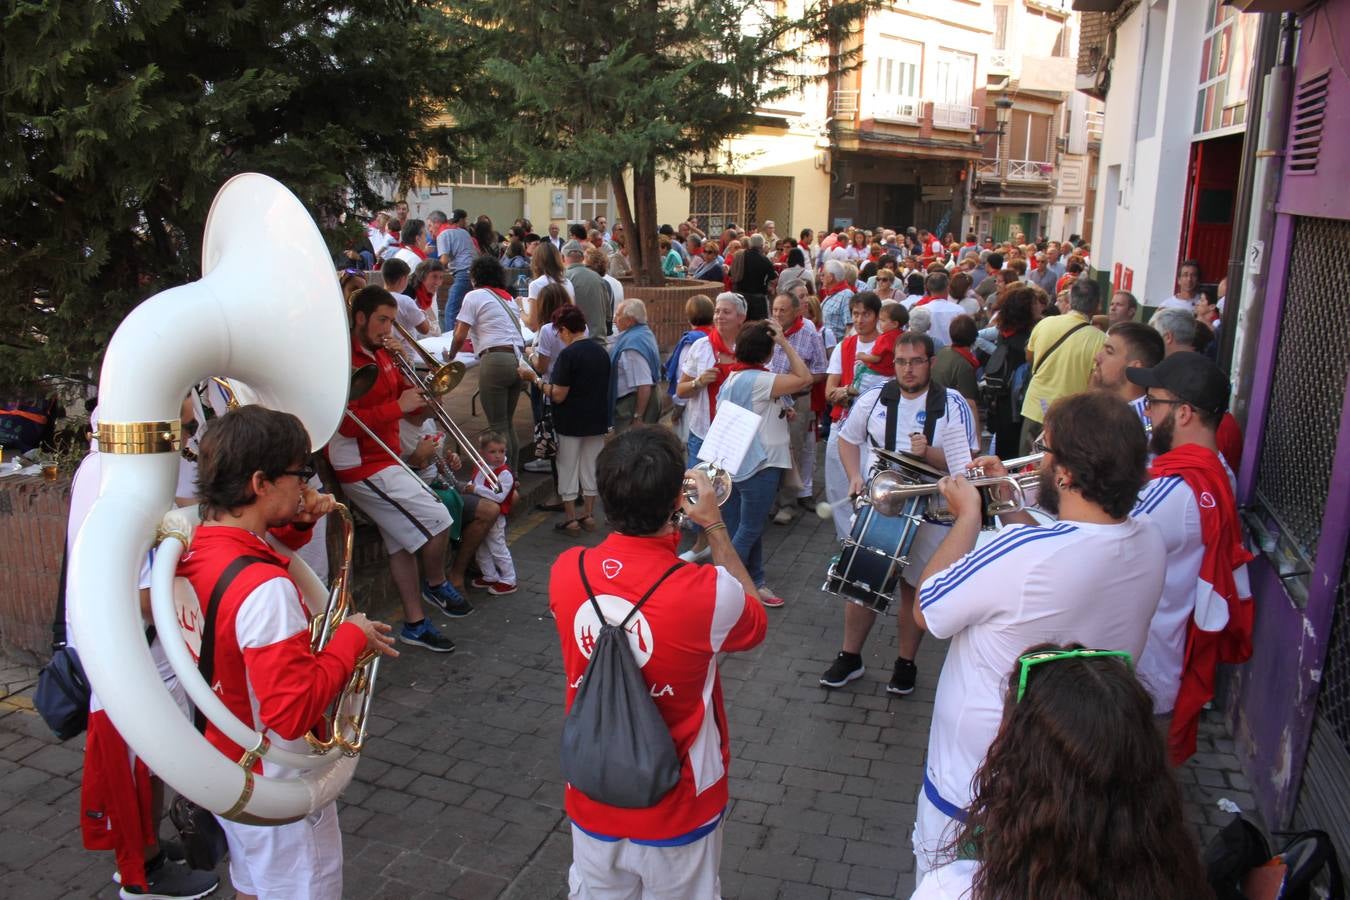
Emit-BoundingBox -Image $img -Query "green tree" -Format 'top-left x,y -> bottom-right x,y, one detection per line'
446,0 -> 869,285
0,0 -> 468,395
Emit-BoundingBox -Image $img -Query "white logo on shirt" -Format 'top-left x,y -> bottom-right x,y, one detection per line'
573,595 -> 654,667
1199,491 -> 1216,509
601,558 -> 623,579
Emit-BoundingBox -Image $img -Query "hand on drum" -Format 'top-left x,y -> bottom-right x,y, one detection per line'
346,613 -> 399,658
909,432 -> 929,457
682,468 -> 723,529
936,474 -> 982,522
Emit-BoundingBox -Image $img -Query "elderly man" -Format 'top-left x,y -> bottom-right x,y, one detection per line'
1031,246 -> 1063,294
1017,279 -> 1107,454
735,233 -> 777,321
769,289 -> 829,524
1150,307 -> 1199,357
818,258 -> 855,340
609,298 -> 663,432
563,240 -> 611,341
1109,290 -> 1140,326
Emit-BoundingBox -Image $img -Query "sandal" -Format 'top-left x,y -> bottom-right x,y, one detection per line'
757,586 -> 785,608
553,518 -> 580,533
578,515 -> 599,532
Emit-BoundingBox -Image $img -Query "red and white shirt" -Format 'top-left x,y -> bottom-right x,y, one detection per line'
327,335 -> 411,483
549,533 -> 766,841
177,526 -> 366,776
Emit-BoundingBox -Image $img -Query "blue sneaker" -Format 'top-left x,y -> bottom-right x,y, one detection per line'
398,620 -> 455,653
421,580 -> 474,617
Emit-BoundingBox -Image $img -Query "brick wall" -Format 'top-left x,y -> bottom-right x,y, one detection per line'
0,475 -> 69,663
1078,12 -> 1111,77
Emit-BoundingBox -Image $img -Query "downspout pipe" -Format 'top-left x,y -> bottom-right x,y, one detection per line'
1225,13 -> 1297,429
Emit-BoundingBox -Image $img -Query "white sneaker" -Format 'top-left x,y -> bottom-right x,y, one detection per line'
522,459 -> 552,473
772,507 -> 796,525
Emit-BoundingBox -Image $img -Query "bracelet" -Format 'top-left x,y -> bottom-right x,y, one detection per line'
703,522 -> 727,536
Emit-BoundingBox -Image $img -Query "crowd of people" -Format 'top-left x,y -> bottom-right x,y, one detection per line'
64,199 -> 1252,898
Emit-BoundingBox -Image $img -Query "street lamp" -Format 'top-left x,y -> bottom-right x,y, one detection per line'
976,95 -> 1016,139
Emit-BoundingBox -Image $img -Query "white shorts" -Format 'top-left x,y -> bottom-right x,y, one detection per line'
568,822 -> 723,900
342,466 -> 451,554
218,801 -> 342,900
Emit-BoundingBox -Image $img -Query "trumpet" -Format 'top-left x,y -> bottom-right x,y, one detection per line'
867,452 -> 1045,523
682,461 -> 733,507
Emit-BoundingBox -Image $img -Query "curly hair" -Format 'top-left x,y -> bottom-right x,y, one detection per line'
1042,392 -> 1148,519
949,642 -> 1211,900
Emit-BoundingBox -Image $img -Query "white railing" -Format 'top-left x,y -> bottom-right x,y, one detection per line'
831,90 -> 859,117
932,102 -> 978,130
1086,110 -> 1105,141
977,158 -> 1055,181
989,49 -> 1012,73
872,96 -> 920,123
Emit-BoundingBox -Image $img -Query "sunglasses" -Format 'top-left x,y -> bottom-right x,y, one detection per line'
279,467 -> 316,482
1016,648 -> 1132,702
1031,433 -> 1053,454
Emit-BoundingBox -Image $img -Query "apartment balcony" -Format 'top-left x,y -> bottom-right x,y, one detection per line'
932,102 -> 978,131
873,96 -> 920,124
973,157 -> 1057,207
831,89 -> 859,119
978,158 -> 1055,181
1086,110 -> 1105,144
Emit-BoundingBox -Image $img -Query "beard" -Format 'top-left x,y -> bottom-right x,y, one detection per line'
1037,464 -> 1060,517
1150,410 -> 1176,456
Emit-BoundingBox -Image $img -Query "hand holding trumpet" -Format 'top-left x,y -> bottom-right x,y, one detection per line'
681,468 -> 724,529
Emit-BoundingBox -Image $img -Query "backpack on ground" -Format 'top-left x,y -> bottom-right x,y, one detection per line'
1205,813 -> 1345,900
559,551 -> 684,809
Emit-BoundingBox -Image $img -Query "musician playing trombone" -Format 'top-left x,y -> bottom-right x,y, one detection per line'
329,286 -> 472,653
180,406 -> 399,899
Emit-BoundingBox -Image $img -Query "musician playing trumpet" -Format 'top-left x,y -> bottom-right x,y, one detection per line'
820,332 -> 978,695
179,406 -> 399,899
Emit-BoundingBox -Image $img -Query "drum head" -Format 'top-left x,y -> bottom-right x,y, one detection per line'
872,448 -> 946,483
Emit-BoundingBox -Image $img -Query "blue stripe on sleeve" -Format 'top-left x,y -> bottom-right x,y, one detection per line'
1132,476 -> 1183,517
920,522 -> 1078,610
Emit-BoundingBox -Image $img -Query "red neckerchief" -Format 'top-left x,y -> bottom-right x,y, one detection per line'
705,328 -> 736,419
694,324 -> 714,338
999,325 -> 1019,339
819,281 -> 851,300
915,294 -> 937,307
415,285 -> 435,311
727,362 -> 768,374
486,286 -> 516,304
407,244 -> 426,261
953,346 -> 980,369
1150,444 -> 1254,765
784,317 -> 805,337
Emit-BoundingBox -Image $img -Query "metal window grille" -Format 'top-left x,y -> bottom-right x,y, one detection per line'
1254,216 -> 1350,559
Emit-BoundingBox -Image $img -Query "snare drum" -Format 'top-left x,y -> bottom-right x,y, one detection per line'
822,494 -> 925,613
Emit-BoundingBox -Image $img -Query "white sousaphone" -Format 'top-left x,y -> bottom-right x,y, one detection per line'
69,173 -> 358,824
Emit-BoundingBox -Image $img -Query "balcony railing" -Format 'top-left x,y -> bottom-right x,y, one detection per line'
873,96 -> 921,123
1086,110 -> 1105,142
932,102 -> 978,130
978,158 -> 1055,181
831,90 -> 859,118
989,49 -> 1012,74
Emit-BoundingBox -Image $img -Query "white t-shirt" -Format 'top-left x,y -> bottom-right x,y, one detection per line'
393,291 -> 428,357
1132,459 -> 1239,715
614,348 -> 655,399
924,299 -> 966,350
837,383 -> 978,479
535,323 -> 586,379
678,337 -> 719,439
917,517 -> 1165,829
912,860 -> 977,899
721,369 -> 791,477
826,336 -> 889,398
393,247 -> 424,272
527,274 -> 574,313
603,274 -> 625,310
457,287 -> 525,353
1158,295 -> 1197,311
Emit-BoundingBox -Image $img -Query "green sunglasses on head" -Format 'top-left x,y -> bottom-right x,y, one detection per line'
1015,648 -> 1133,702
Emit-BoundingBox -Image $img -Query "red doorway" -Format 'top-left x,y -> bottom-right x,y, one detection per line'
1179,133 -> 1244,286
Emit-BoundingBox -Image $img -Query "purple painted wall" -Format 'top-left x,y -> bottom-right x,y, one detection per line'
1228,0 -> 1350,827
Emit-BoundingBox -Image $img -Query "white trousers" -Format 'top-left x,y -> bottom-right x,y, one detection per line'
824,429 -> 852,541
218,801 -> 342,900
568,823 -> 723,900
557,434 -> 605,502
912,788 -> 960,881
474,516 -> 515,584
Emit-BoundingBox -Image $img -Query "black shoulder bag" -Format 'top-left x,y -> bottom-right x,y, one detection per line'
33,543 -> 91,740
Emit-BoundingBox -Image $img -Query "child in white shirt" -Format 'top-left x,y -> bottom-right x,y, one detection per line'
466,431 -> 518,595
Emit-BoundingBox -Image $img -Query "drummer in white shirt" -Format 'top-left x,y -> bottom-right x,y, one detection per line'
820,332 -> 978,700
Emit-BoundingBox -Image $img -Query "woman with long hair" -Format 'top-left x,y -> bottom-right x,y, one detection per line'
915,643 -> 1211,900
526,241 -> 573,329
982,285 -> 1038,458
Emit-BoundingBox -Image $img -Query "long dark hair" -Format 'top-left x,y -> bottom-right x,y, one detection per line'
951,642 -> 1211,900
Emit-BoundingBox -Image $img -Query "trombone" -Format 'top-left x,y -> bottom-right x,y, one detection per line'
349,301 -> 500,491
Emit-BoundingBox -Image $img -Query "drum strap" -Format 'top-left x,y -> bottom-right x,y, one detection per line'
876,380 -> 948,451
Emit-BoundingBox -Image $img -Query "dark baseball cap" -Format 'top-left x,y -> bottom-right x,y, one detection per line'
1126,351 -> 1230,414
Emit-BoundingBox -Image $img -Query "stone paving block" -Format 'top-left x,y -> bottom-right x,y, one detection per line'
782,766 -> 844,793
406,772 -> 475,806
846,862 -> 900,896
810,859 -> 851,890
724,870 -> 782,898
0,867 -> 67,900
738,847 -> 815,884
447,867 -> 510,899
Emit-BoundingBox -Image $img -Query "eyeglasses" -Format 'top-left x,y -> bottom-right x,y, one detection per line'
279,467 -> 316,482
1016,648 -> 1133,702
1142,394 -> 1186,411
894,357 -> 930,369
1031,433 -> 1053,455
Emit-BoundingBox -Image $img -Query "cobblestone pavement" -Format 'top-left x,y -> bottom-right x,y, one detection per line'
0,502 -> 1257,899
